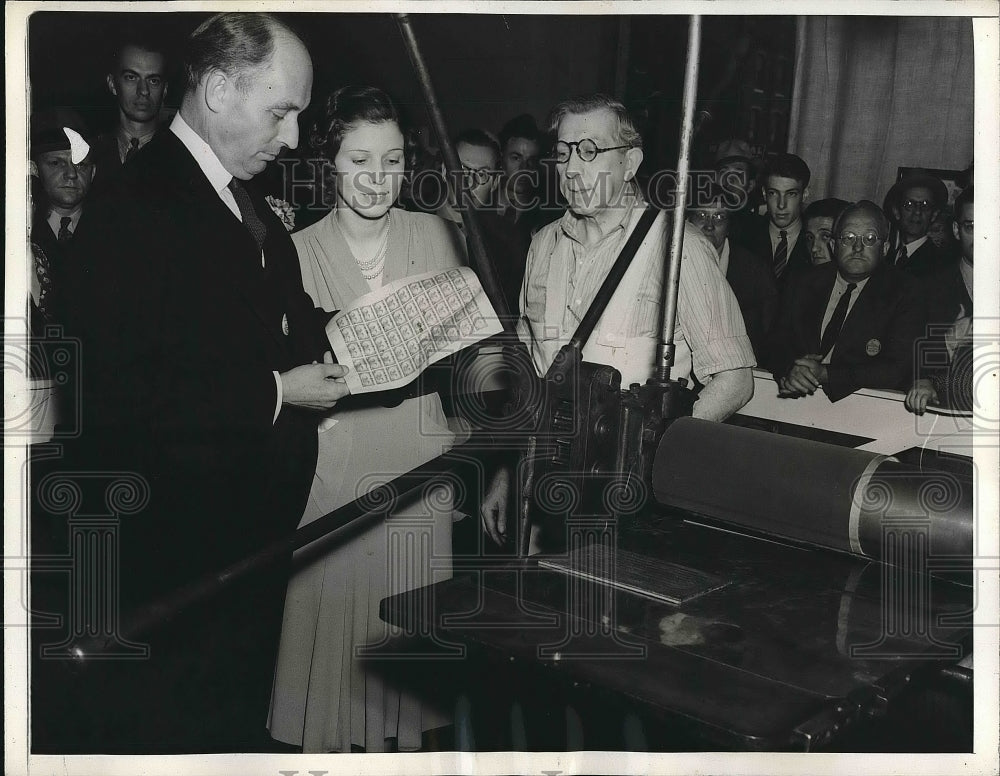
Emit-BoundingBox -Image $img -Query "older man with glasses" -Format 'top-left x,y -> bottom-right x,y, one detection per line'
766,200 -> 926,402
480,94 -> 756,548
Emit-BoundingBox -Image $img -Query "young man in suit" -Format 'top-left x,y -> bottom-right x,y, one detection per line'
42,12 -> 350,753
802,198 -> 850,266
766,200 -> 925,402
90,30 -> 170,185
738,152 -> 812,284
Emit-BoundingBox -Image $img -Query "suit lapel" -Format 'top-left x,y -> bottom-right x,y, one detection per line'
804,265 -> 837,353
151,133 -> 290,352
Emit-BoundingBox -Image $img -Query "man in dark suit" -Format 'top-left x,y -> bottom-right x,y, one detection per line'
90,29 -> 170,187
30,107 -> 98,327
40,13 -> 349,753
766,200 -> 925,402
688,183 -> 777,361
884,170 -> 952,278
738,152 -> 812,285
906,185 -> 974,414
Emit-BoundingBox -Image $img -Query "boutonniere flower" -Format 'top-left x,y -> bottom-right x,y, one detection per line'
266,195 -> 296,232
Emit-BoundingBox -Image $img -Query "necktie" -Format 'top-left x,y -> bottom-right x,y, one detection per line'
124,136 -> 140,163
227,178 -> 267,253
819,282 -> 857,358
57,216 -> 73,243
896,242 -> 908,266
773,230 -> 788,278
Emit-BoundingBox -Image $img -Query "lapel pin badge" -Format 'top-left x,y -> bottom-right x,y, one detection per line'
865,338 -> 881,356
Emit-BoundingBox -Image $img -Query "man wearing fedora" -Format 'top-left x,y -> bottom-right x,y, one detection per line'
885,170 -> 952,277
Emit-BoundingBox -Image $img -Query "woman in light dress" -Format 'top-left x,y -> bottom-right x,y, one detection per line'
268,86 -> 467,753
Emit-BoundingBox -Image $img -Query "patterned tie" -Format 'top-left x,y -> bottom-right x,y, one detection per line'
124,136 -> 140,164
57,216 -> 73,243
896,242 -> 908,267
227,178 -> 267,253
773,230 -> 789,278
819,282 -> 857,358
32,242 -> 54,322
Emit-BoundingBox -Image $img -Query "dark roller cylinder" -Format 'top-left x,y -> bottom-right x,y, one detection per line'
651,418 -> 972,561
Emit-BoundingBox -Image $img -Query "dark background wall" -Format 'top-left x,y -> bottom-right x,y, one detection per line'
26,11 -> 795,169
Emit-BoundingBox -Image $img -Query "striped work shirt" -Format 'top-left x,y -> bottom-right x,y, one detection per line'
517,193 -> 755,387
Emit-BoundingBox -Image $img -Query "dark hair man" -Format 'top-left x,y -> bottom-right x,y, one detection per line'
91,31 -> 170,180
741,152 -> 812,283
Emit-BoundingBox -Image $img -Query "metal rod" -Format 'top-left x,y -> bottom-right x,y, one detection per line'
656,15 -> 702,382
69,432 -> 511,660
395,13 -> 514,327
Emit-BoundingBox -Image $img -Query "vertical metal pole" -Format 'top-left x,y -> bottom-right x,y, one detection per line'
394,13 -> 513,326
656,15 -> 702,382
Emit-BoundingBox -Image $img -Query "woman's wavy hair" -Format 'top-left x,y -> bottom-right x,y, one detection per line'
309,85 -> 420,206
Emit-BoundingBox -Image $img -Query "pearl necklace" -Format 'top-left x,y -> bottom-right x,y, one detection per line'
355,211 -> 391,281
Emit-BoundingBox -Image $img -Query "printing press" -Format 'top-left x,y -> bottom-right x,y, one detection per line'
42,13 -> 975,755
372,14 -> 976,752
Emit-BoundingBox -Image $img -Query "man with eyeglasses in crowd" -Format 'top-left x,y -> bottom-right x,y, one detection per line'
884,170 -> 951,277
434,128 -> 532,316
481,94 -> 755,548
766,200 -> 925,402
906,185 -> 974,414
687,182 -> 777,360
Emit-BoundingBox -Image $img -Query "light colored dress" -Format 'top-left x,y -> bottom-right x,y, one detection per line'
268,208 -> 467,752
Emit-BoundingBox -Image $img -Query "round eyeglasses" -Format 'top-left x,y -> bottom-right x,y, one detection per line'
554,138 -> 631,164
902,199 -> 934,213
836,231 -> 882,248
689,211 -> 729,225
461,166 -> 497,186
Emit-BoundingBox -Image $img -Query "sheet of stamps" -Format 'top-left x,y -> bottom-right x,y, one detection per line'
326,266 -> 503,394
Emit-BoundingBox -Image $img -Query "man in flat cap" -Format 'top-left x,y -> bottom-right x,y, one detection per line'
30,107 -> 97,325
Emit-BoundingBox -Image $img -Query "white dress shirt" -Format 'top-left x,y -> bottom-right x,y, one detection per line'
819,273 -> 870,363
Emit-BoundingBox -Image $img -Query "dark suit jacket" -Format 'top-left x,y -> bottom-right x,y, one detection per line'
45,130 -> 334,750
915,261 -> 972,407
738,217 -> 811,286
725,240 -> 778,362
766,262 -> 925,401
67,128 -> 332,597
897,237 -> 955,279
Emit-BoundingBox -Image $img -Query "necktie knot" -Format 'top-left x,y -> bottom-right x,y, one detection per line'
57,216 -> 73,243
227,178 -> 268,254
779,230 -> 787,238
124,136 -> 141,163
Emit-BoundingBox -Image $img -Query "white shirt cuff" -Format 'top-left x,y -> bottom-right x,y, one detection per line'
273,371 -> 283,424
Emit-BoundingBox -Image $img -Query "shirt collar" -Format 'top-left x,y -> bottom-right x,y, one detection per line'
559,184 -> 644,244
769,218 -> 801,242
903,234 -> 929,252
46,207 -> 82,234
170,112 -> 234,195
834,270 -> 870,294
959,256 -> 973,299
117,125 -> 157,147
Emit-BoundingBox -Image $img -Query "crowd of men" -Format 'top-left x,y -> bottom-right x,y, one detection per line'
26,12 -> 975,754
